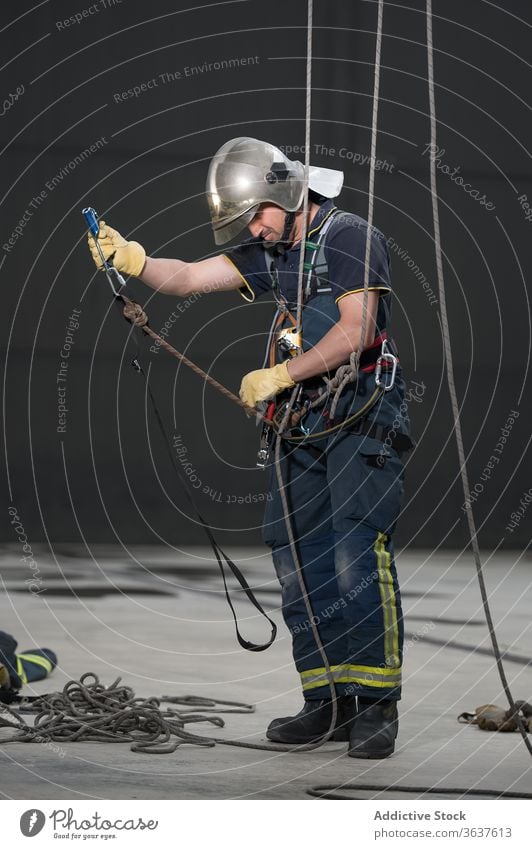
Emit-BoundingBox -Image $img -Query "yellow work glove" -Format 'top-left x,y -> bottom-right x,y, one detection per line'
239,361 -> 295,408
87,221 -> 146,277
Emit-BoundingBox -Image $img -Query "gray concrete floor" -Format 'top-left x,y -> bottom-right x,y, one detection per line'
1,543 -> 531,800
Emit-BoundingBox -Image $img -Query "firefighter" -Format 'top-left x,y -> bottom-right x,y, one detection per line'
87,137 -> 412,758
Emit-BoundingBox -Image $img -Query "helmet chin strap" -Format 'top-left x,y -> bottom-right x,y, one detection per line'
269,205 -> 311,256
265,210 -> 295,256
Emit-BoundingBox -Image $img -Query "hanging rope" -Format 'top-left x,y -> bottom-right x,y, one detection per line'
295,0 -> 314,335
425,0 -> 532,757
328,0 -> 385,420
269,0 -> 343,751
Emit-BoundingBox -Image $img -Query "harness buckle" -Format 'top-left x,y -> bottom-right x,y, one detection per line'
375,339 -> 398,392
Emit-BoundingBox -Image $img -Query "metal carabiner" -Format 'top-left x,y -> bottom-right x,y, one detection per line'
375,339 -> 398,392
83,207 -> 126,297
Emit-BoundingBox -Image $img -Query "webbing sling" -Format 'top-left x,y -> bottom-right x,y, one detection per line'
117,296 -> 277,654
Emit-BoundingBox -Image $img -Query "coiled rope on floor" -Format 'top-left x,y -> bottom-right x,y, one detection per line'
2,674 -> 530,801
0,674 -> 249,755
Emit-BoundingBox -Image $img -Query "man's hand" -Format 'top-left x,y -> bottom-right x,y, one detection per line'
87,221 -> 146,277
239,361 -> 295,408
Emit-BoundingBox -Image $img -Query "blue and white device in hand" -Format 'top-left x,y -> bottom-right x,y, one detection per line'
82,206 -> 126,296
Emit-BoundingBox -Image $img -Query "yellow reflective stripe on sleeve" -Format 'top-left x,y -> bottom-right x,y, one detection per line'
17,653 -> 53,675
222,255 -> 256,302
300,663 -> 401,692
374,532 -> 400,667
16,655 -> 28,684
335,285 -> 391,305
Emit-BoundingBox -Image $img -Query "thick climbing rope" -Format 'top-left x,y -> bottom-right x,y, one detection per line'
257,0 -> 342,753
327,0 -> 385,421
294,0 -> 313,337
425,0 -> 532,756
121,296 -> 257,418
0,674 -> 248,755
0,674 -> 340,756
2,674 -> 530,801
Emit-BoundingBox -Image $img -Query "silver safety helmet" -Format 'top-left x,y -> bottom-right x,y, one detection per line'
206,137 -> 344,245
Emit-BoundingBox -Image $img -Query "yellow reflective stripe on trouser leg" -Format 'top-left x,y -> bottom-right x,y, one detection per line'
300,664 -> 401,692
374,532 -> 400,668
16,655 -> 28,684
17,653 -> 53,676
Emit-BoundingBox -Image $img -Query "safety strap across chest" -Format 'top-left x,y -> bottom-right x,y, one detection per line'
265,208 -> 341,304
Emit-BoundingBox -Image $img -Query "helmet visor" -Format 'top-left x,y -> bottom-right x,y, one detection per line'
211,204 -> 259,245
206,137 -> 305,244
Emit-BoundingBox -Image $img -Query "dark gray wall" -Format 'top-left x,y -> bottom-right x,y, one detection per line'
2,0 -> 531,550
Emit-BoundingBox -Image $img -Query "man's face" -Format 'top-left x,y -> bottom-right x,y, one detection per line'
247,203 -> 287,243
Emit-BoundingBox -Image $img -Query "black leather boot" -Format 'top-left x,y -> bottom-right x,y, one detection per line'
266,697 -> 357,743
348,697 -> 399,758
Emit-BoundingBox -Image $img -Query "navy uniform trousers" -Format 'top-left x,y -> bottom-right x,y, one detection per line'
262,377 -> 407,703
